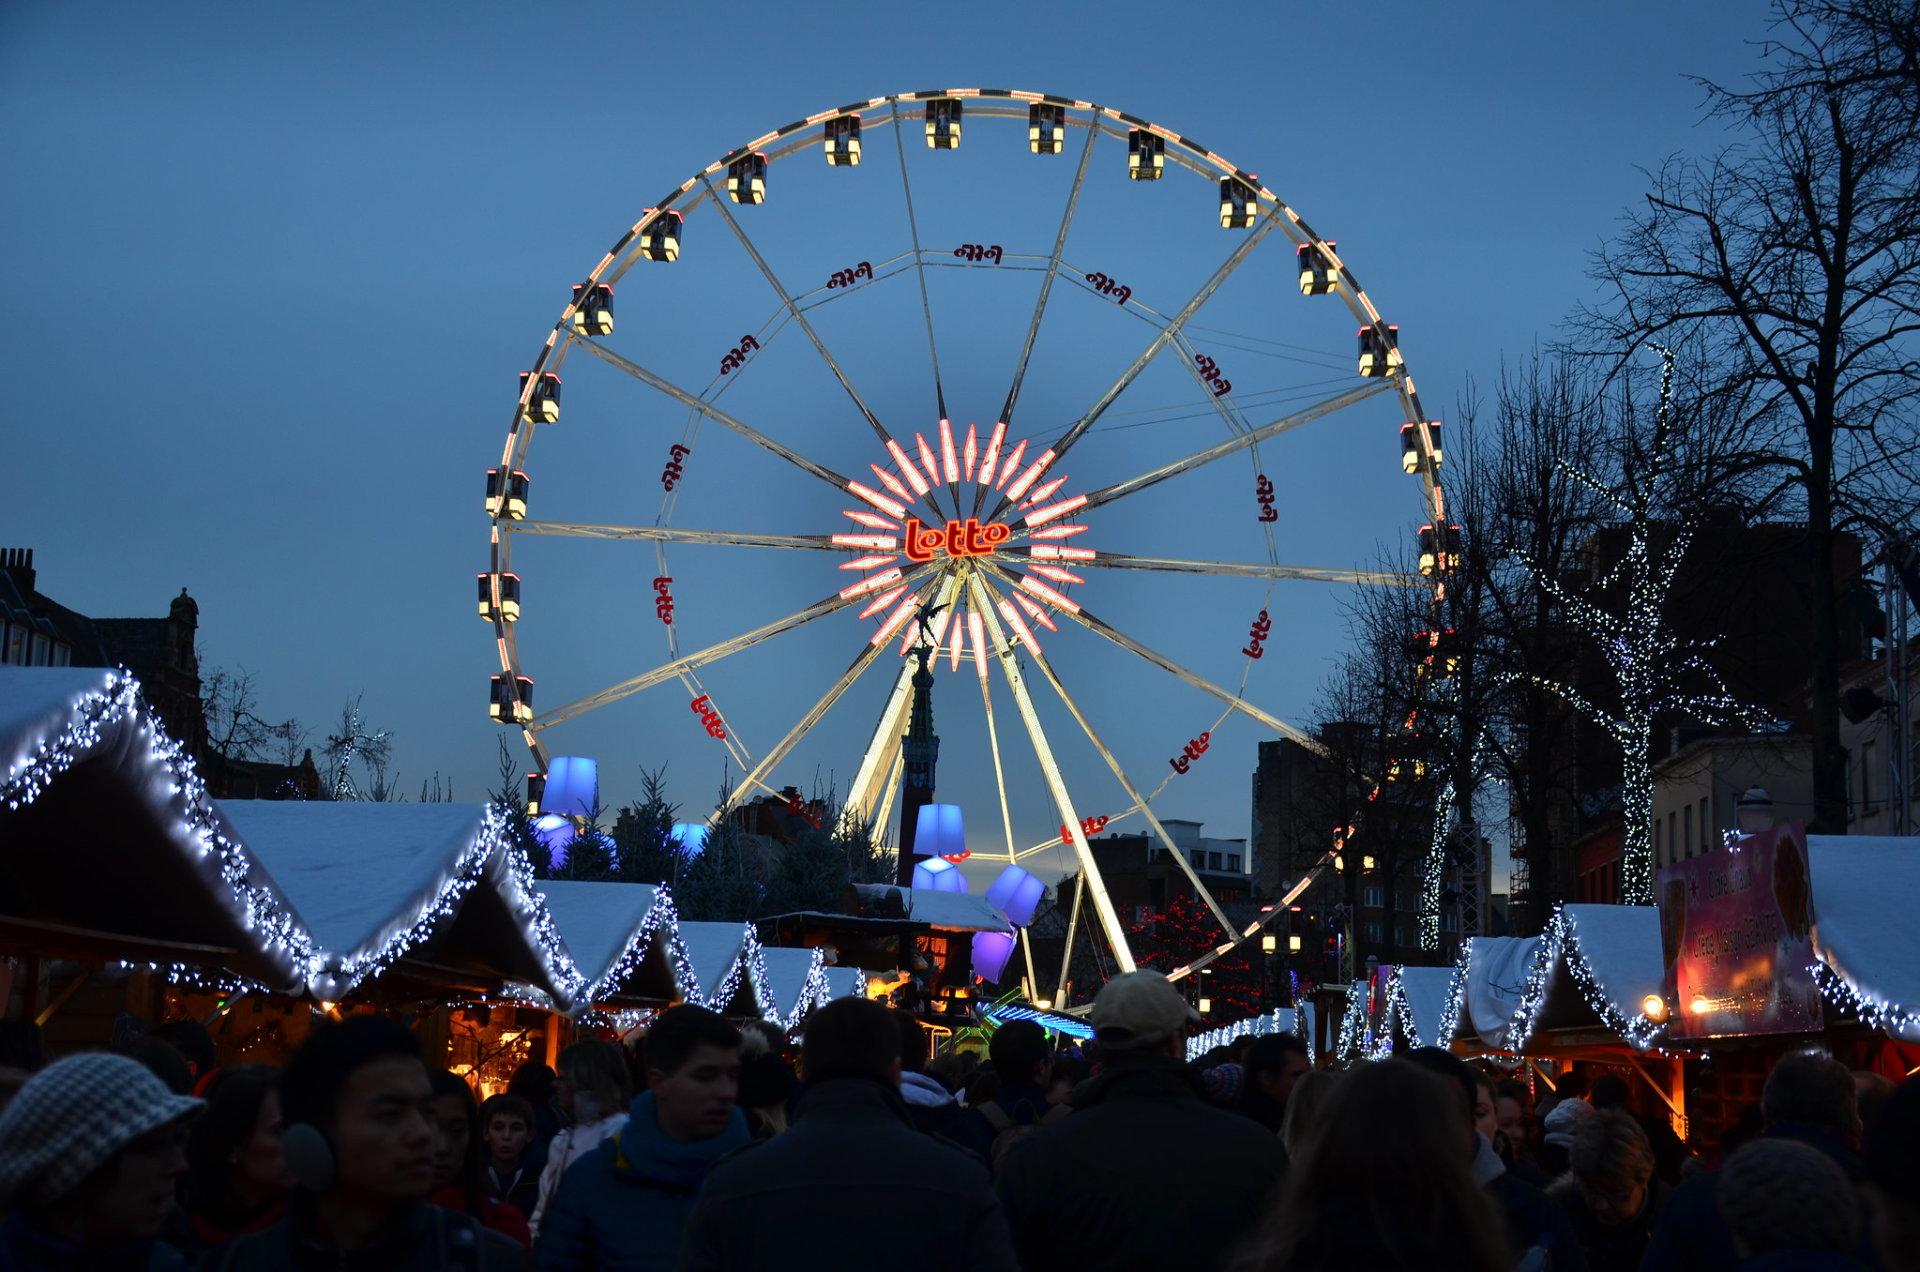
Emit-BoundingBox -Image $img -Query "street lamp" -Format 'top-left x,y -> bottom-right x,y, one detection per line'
1262,934 -> 1277,955
1735,786 -> 1776,836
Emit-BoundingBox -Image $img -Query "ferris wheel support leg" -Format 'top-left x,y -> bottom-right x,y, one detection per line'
967,575 -> 1134,974
842,574 -> 960,830
984,577 -> 1235,943
871,748 -> 905,851
1056,863 -> 1086,1007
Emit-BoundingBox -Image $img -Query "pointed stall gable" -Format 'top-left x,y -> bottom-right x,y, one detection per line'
674,920 -> 773,1017
535,880 -> 682,1010
1460,935 -> 1543,1051
1808,835 -> 1920,1041
1395,965 -> 1463,1050
758,946 -> 828,1029
1507,905 -> 1667,1053
821,965 -> 867,1003
0,668 -> 310,993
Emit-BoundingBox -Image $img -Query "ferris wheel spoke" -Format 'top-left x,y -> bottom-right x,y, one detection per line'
982,563 -> 1324,754
1076,381 -> 1390,514
699,177 -> 893,447
971,651 -> 1020,866
565,333 -> 854,494
996,109 -> 1099,434
1060,552 -> 1416,586
988,207 -> 1286,522
508,521 -> 848,554
843,660 -> 918,838
964,574 -> 1136,974
975,574 -> 1237,942
885,104 -> 950,427
533,565 -> 935,729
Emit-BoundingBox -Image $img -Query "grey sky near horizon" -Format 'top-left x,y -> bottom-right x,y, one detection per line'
1,1 -> 1766,887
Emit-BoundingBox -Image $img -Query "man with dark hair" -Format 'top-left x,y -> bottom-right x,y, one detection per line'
950,1020 -> 1068,1173
892,1011 -> 962,1137
995,972 -> 1286,1272
213,1015 -> 526,1269
1641,1048 -> 1867,1272
538,1005 -> 745,1272
678,997 -> 1014,1271
1234,1034 -> 1311,1132
1402,1046 -> 1586,1271
480,1094 -> 541,1218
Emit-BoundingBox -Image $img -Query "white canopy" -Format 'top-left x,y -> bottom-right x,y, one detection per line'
534,880 -> 680,1006
1395,965 -> 1462,1050
1461,935 -> 1541,1050
757,945 -> 829,1028
1809,835 -> 1920,1042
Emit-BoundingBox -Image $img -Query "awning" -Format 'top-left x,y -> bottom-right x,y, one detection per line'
1809,835 -> 1920,1042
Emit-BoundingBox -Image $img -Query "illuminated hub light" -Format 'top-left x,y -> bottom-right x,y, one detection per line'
924,97 -> 962,149
570,283 -> 614,336
726,151 -> 767,204
838,568 -> 904,600
968,610 -> 988,678
488,675 -> 533,725
1219,177 -> 1258,228
1029,564 -> 1084,585
1032,544 -> 1096,562
995,439 -> 1027,489
858,584 -> 908,619
1019,575 -> 1081,614
978,422 -> 1005,487
1127,129 -> 1165,179
870,464 -> 915,502
998,599 -> 1041,654
870,591 -> 923,645
1029,524 -> 1089,540
823,114 -> 861,166
962,423 -> 978,481
938,419 -> 960,483
1022,476 -> 1068,507
831,534 -> 898,549
949,608 -> 966,671
886,439 -> 932,496
1359,324 -> 1401,378
1023,494 -> 1088,528
639,210 -> 682,262
1028,102 -> 1064,155
1297,242 -> 1338,296
477,572 -> 521,622
915,435 -> 942,487
484,469 -> 530,520
1005,450 -> 1057,502
519,372 -> 561,424
838,555 -> 896,571
1015,593 -> 1058,632
842,510 -> 897,531
1401,421 -> 1443,473
847,482 -> 908,519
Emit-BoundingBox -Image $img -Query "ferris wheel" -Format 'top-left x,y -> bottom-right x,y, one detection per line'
479,90 -> 1452,985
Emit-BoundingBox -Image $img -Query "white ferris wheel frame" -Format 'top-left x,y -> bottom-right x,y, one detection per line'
483,89 -> 1452,991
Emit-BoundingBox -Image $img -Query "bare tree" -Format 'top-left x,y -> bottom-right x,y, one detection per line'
202,667 -> 305,765
1579,0 -> 1920,832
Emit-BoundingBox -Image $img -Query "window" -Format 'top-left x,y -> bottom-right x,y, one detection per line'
1653,817 -> 1663,865
1363,886 -> 1384,907
1668,812 -> 1678,861
1363,923 -> 1382,942
4,625 -> 22,665
1700,796 -> 1711,848
1442,912 -> 1459,932
1206,851 -> 1222,871
27,632 -> 46,666
1227,854 -> 1241,872
1684,804 -> 1694,858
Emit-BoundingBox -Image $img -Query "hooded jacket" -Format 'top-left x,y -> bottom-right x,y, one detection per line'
534,1092 -> 748,1272
676,1076 -> 1015,1272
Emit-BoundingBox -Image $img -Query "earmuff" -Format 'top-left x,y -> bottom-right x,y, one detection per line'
280,1122 -> 336,1192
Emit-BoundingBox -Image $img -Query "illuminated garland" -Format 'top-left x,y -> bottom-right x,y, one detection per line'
573,884 -> 682,1010
1437,939 -> 1472,1045
1504,905 -> 1668,1053
1420,777 -> 1454,952
1,670 -> 317,991
1811,960 -> 1920,1041
1183,1006 -> 1312,1064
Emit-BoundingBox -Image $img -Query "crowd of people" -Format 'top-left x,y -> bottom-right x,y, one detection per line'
0,973 -> 1915,1271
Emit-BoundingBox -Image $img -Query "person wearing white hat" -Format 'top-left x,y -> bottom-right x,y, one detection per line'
993,971 -> 1289,1272
0,1051 -> 204,1268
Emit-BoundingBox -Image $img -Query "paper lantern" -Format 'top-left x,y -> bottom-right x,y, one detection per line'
912,857 -> 968,893
532,813 -> 577,868
544,756 -> 598,817
670,822 -> 709,858
914,803 -> 967,861
985,865 -> 1046,928
972,930 -> 1017,983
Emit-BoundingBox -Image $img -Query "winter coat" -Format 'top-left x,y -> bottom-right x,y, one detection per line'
205,1200 -> 527,1271
0,1215 -> 187,1271
947,1083 -> 1063,1171
528,1112 -> 627,1239
676,1076 -> 1016,1272
1636,1124 -> 1868,1272
1553,1178 -> 1668,1272
994,1054 -> 1288,1272
534,1092 -> 748,1272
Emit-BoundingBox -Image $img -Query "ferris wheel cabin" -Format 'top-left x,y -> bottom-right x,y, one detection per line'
1400,421 -> 1443,474
924,97 -> 962,149
640,211 -> 682,262
1028,102 -> 1064,154
570,283 -> 614,336
823,114 -> 861,166
488,674 -> 534,725
477,572 -> 521,623
1358,324 -> 1402,377
484,469 -> 529,521
1298,242 -> 1339,295
1127,129 -> 1165,179
518,371 -> 561,424
727,152 -> 767,204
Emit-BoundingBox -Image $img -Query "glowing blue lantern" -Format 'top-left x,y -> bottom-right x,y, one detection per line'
985,865 -> 1046,928
914,803 -> 967,861
972,930 -> 1017,983
532,813 -> 577,868
912,857 -> 968,893
544,756 -> 598,817
670,822 -> 709,858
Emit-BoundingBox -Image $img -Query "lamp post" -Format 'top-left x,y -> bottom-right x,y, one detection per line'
1734,786 -> 1776,837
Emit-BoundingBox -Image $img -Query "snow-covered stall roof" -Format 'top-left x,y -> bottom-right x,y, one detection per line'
218,800 -> 578,1008
820,965 -> 867,1002
1395,965 -> 1463,1050
674,919 -> 773,1016
899,888 -> 1011,933
534,880 -> 681,1008
757,946 -> 829,1028
0,668 -> 310,993
1460,935 -> 1542,1051
1505,904 -> 1666,1052
1185,1007 -> 1305,1062
1809,835 -> 1920,1041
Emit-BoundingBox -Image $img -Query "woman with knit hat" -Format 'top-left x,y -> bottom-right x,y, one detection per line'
0,1051 -> 203,1269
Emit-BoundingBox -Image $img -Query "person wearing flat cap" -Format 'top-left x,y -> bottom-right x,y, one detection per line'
0,1051 -> 204,1270
993,971 -> 1289,1272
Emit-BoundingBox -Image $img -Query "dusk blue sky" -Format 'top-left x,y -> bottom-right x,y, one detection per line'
2,2 -> 1768,884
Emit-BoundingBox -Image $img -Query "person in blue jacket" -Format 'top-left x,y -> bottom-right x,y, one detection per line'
536,1008 -> 745,1272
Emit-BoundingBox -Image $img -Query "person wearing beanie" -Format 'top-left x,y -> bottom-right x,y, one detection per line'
995,971 -> 1287,1272
0,1051 -> 204,1269
207,1015 -> 526,1271
1719,1138 -> 1866,1270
